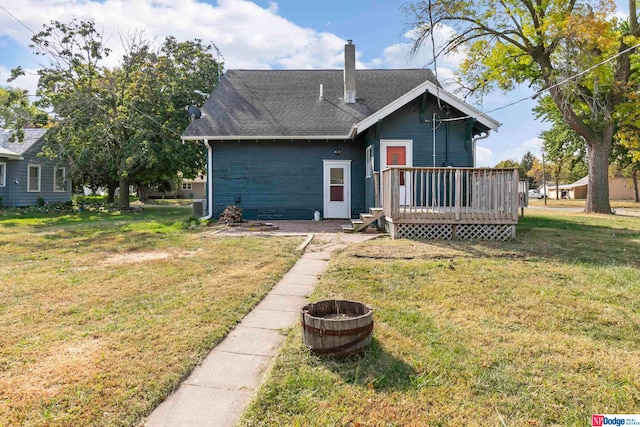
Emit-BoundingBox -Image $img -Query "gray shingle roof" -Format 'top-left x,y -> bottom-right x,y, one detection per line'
0,128 -> 47,157
182,69 -> 439,139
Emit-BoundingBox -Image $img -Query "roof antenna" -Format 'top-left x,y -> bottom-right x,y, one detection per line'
211,42 -> 225,82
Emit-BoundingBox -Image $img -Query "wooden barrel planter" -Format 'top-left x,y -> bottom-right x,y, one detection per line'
301,300 -> 373,357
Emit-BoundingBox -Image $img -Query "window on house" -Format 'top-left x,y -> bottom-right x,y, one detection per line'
27,164 -> 41,192
182,182 -> 192,190
0,162 -> 5,187
54,167 -> 66,192
365,145 -> 374,178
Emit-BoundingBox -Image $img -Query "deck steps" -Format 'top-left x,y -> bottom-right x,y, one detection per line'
342,207 -> 384,233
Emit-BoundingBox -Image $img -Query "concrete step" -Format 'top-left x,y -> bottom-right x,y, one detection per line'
342,225 -> 355,233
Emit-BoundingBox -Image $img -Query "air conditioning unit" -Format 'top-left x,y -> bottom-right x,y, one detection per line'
192,200 -> 205,217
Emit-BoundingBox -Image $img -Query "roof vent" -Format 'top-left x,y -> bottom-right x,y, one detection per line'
319,83 -> 324,100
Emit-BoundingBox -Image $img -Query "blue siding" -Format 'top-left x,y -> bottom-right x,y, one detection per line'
211,140 -> 365,220
209,96 -> 479,219
363,96 -> 475,209
0,140 -> 71,207
380,97 -> 474,168
364,130 -> 376,210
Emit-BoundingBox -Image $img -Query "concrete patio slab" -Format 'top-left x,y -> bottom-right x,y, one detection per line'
145,385 -> 252,427
255,294 -> 307,312
239,308 -> 299,330
185,351 -> 271,389
213,326 -> 284,357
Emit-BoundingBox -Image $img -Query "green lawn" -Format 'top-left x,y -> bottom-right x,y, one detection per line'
241,210 -> 640,426
0,207 -> 302,426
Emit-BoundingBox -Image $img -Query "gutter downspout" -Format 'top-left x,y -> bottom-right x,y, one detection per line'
202,139 -> 214,220
472,131 -> 490,167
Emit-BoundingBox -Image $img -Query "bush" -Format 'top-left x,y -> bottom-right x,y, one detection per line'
36,197 -> 46,207
176,216 -> 204,230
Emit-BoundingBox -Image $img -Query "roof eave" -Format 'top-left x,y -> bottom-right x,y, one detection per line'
181,134 -> 354,141
0,149 -> 23,160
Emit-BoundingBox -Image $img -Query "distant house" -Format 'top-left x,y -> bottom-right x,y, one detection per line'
0,129 -> 71,207
178,176 -> 206,199
182,41 -> 524,240
546,175 -> 636,200
146,175 -> 207,199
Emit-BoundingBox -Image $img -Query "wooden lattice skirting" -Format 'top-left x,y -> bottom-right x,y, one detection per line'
386,223 -> 516,240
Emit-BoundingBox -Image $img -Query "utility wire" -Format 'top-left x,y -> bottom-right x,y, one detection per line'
3,3 -> 639,129
0,4 -> 203,140
428,40 -> 640,124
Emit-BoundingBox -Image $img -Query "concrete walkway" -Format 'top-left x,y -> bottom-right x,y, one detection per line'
144,232 -> 377,427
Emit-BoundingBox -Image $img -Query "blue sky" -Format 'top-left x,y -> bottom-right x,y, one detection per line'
0,0 -> 629,166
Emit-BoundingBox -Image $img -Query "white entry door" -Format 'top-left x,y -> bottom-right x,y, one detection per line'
323,160 -> 351,219
381,140 -> 413,205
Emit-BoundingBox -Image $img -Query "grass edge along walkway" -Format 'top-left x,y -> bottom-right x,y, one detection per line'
240,210 -> 640,426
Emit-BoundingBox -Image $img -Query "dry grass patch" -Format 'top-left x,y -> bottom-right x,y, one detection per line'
0,209 -> 302,426
241,210 -> 640,426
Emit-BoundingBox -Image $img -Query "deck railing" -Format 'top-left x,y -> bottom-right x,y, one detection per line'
381,167 -> 520,223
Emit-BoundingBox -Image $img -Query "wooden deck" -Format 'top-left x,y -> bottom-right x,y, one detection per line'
375,167 -> 523,239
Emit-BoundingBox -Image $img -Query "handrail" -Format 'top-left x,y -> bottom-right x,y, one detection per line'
381,167 -> 520,223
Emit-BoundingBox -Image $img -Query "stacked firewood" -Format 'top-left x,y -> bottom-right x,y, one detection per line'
218,206 -> 242,225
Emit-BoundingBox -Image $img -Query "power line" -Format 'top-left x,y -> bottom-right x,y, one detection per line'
0,4 -> 195,140
0,4 -> 38,35
429,40 -> 640,125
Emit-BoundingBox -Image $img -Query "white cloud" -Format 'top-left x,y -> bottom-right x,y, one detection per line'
0,0 -> 352,76
369,25 -> 465,71
0,66 -> 39,96
487,136 -> 543,166
475,145 -> 493,167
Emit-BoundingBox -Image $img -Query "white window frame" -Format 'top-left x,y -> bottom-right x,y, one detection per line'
182,182 -> 192,190
53,166 -> 66,192
365,145 -> 374,178
27,164 -> 41,193
0,162 -> 5,187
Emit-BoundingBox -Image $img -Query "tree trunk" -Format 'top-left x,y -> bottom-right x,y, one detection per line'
138,184 -> 149,202
119,176 -> 130,211
107,180 -> 117,204
632,169 -> 639,202
585,139 -> 612,213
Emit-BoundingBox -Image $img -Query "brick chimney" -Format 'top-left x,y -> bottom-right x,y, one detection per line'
344,40 -> 356,104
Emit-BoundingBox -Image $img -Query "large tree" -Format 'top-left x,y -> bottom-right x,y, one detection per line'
405,0 -> 640,213
0,86 -> 48,139
17,20 -> 220,209
536,96 -> 586,198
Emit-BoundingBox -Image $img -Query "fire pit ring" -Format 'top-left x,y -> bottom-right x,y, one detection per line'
300,300 -> 373,357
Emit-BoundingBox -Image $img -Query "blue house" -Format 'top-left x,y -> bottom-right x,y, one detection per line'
182,42 -> 520,239
0,128 -> 72,207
